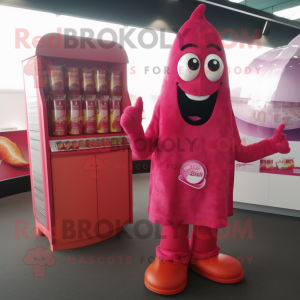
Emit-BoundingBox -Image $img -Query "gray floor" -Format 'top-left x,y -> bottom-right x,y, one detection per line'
1,173 -> 300,300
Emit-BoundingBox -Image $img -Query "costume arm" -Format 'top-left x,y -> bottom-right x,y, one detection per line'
121,97 -> 159,160
232,116 -> 290,163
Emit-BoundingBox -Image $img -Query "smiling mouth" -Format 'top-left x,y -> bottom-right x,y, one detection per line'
185,94 -> 210,101
177,84 -> 219,126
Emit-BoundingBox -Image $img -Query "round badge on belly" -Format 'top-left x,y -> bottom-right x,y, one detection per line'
178,160 -> 207,189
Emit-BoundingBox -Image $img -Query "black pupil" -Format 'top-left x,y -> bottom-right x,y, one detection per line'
208,59 -> 220,72
188,58 -> 200,71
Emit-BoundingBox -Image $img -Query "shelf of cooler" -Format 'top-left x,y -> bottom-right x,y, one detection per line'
48,132 -> 128,141
49,135 -> 130,152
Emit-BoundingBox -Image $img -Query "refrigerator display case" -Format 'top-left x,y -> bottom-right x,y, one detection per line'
22,33 -> 133,251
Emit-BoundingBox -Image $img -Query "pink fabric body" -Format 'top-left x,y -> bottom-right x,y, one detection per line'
129,7 -> 277,228
121,5 -> 287,228
156,224 -> 220,264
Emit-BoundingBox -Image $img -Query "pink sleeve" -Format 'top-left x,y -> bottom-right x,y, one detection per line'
232,113 -> 277,163
128,101 -> 160,160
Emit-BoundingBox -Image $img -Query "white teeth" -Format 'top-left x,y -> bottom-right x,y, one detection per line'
185,93 -> 210,101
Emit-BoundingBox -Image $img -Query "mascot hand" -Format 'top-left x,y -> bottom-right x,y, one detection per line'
270,123 -> 290,154
121,97 -> 144,135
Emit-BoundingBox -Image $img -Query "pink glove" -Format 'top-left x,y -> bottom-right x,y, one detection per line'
121,97 -> 144,136
121,97 -> 155,160
269,123 -> 290,154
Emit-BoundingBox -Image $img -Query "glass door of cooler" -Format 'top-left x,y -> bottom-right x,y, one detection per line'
96,149 -> 130,236
51,153 -> 99,244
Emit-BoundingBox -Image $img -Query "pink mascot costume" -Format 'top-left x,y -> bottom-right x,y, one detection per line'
121,4 -> 290,295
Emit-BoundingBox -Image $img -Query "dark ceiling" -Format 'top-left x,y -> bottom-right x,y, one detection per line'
234,0 -> 300,17
0,0 -> 299,48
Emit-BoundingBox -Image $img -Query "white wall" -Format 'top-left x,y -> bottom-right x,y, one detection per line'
0,90 -> 27,132
233,171 -> 300,211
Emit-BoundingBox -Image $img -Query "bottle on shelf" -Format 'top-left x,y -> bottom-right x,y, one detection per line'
65,67 -> 80,95
49,65 -> 65,95
109,71 -> 122,133
82,95 -> 96,134
67,95 -> 83,135
51,94 -> 67,136
95,68 -> 109,134
81,67 -> 95,95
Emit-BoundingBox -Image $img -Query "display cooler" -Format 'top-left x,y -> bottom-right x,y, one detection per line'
22,33 -> 133,251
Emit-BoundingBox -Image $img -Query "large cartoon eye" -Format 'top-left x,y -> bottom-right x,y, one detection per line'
204,54 -> 224,82
177,53 -> 200,81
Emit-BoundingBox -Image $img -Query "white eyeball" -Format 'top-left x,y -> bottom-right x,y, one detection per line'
177,53 -> 200,81
204,54 -> 224,82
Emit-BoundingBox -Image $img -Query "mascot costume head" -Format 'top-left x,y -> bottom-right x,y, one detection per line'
164,4 -> 229,127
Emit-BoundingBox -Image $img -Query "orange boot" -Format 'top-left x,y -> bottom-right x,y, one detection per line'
144,257 -> 188,295
189,253 -> 244,283
189,226 -> 244,283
